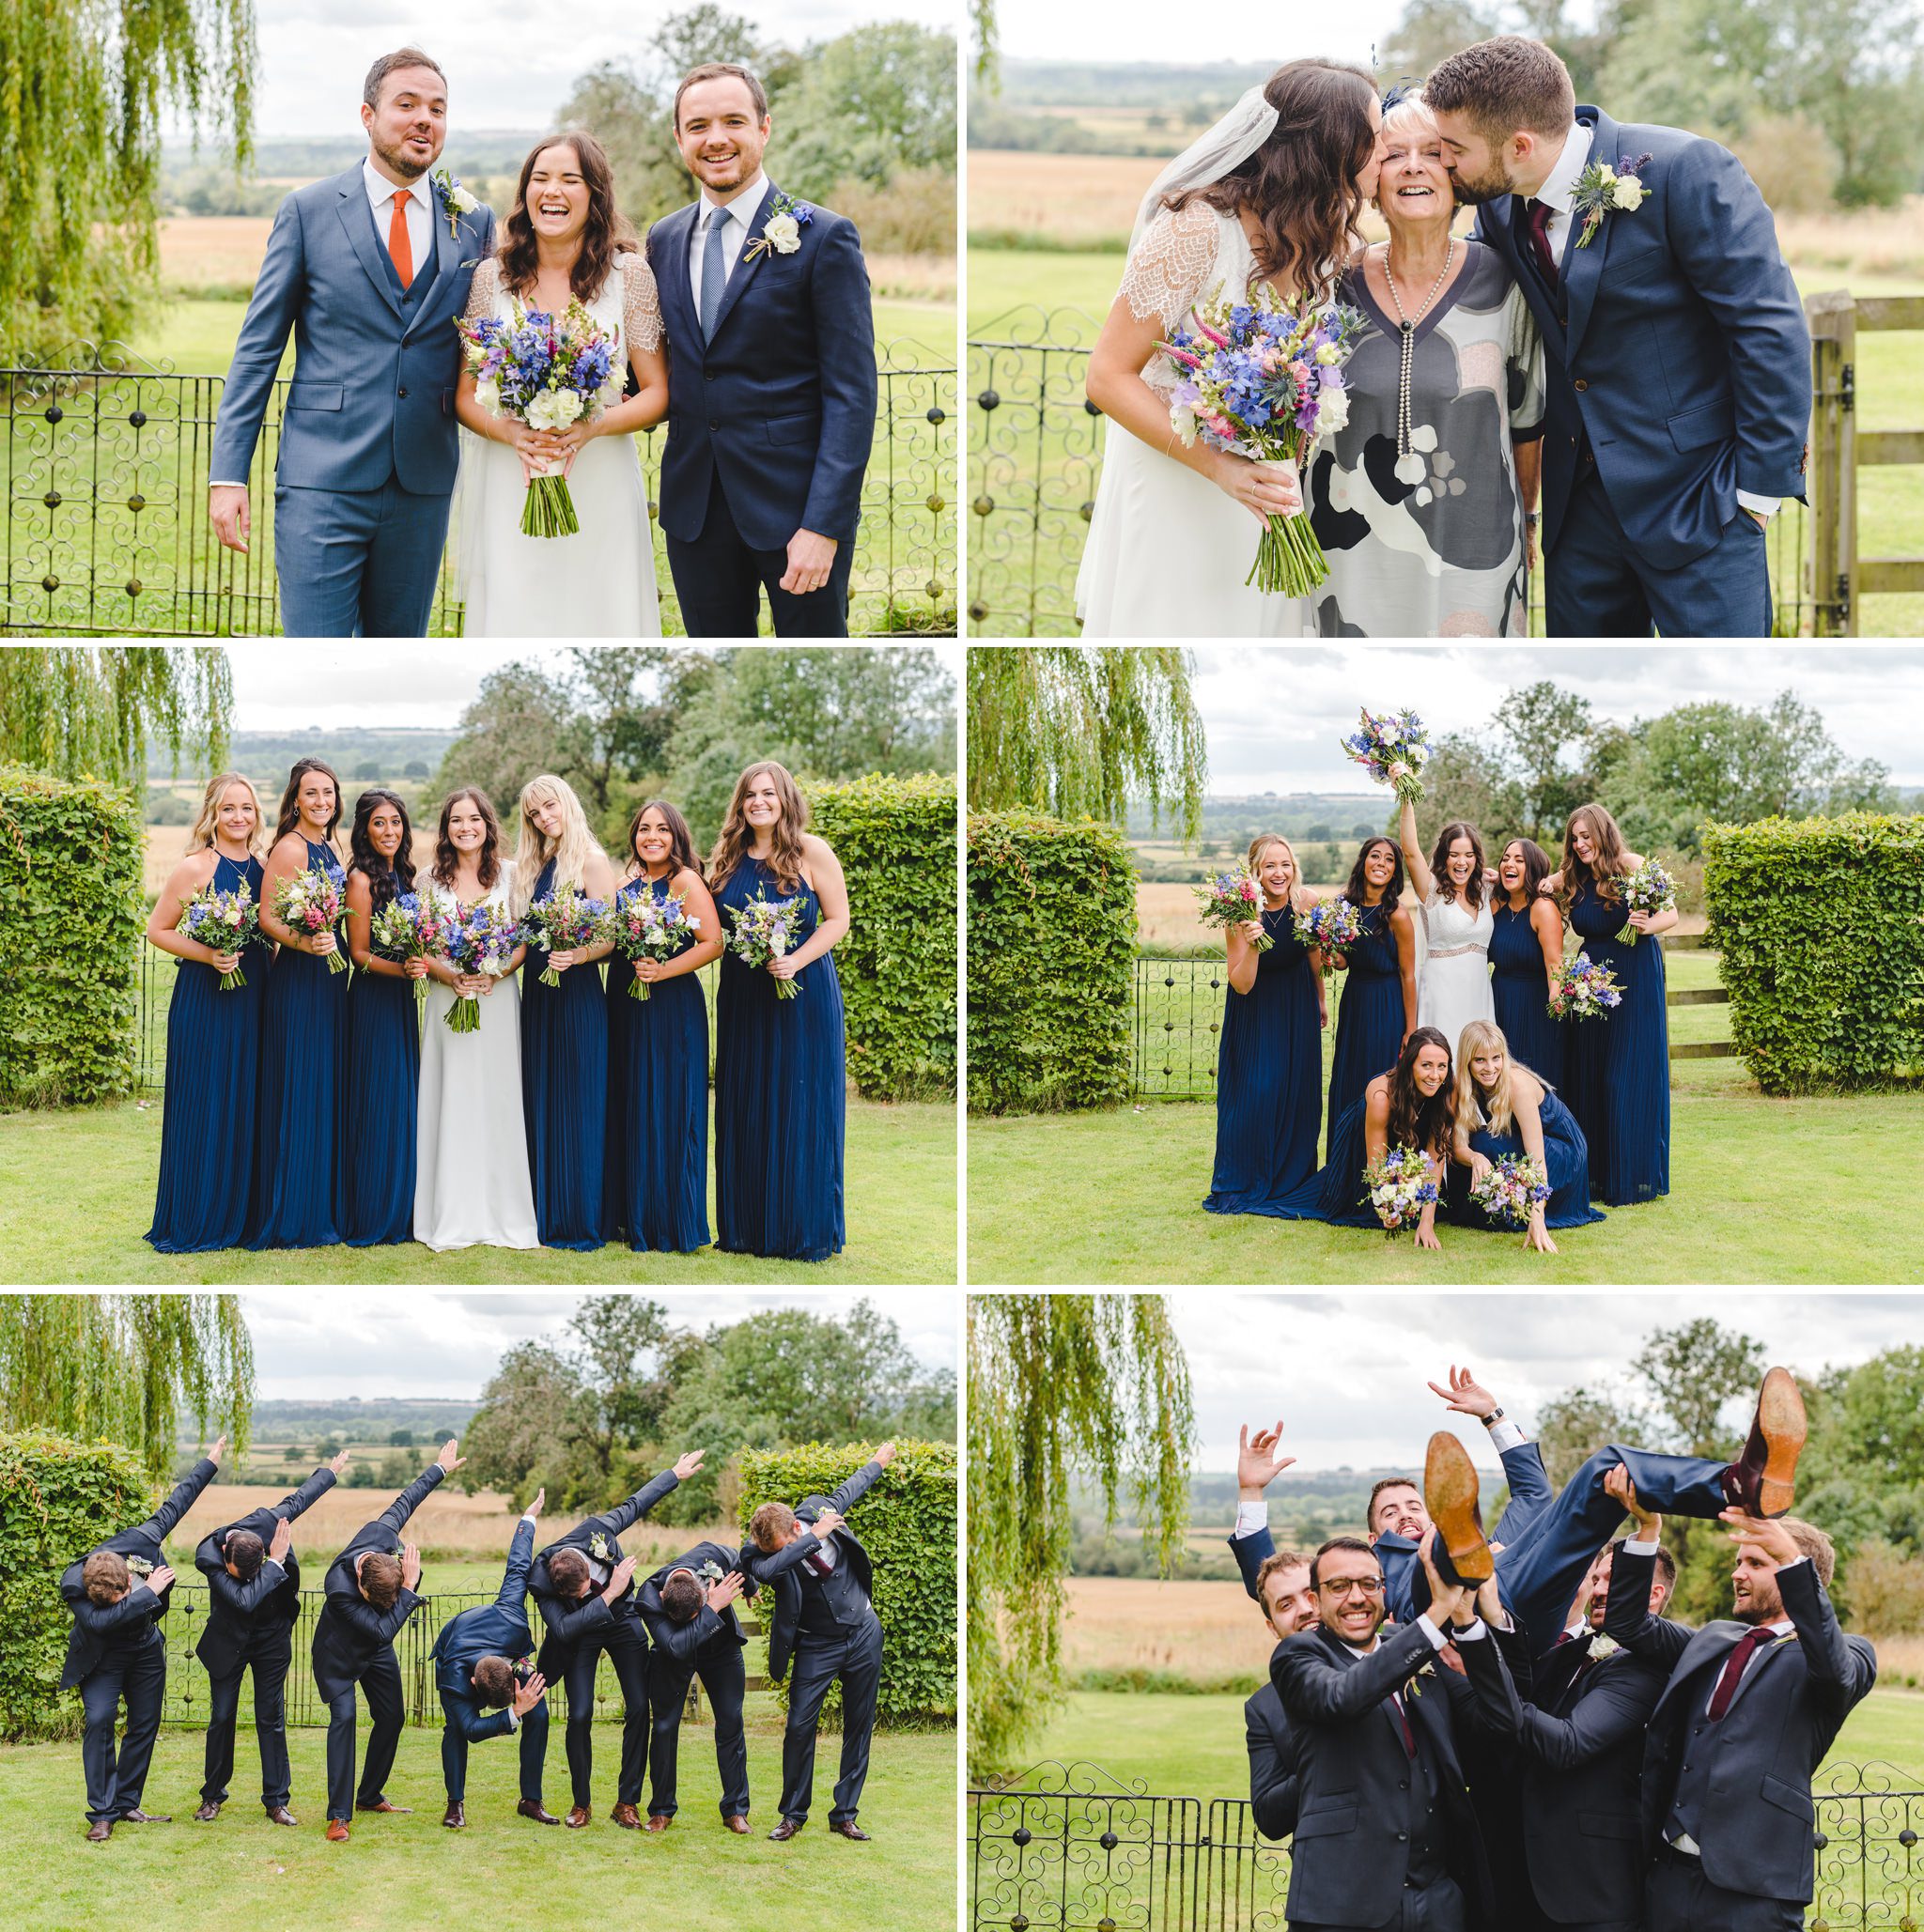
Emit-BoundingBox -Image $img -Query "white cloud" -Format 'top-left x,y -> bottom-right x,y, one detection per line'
996,1 -> 1402,65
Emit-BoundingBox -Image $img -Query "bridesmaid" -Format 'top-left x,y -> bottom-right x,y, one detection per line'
1489,837 -> 1568,1090
1545,802 -> 1676,1207
709,761 -> 850,1261
604,800 -> 724,1252
514,774 -> 615,1250
1320,834 -> 1416,1137
246,757 -> 348,1249
1203,835 -> 1328,1216
144,771 -> 269,1252
1449,1019 -> 1604,1251
342,788 -> 427,1246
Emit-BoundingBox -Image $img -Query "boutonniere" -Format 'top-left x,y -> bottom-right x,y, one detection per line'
696,1559 -> 726,1583
431,164 -> 479,240
1588,1633 -> 1621,1661
589,1532 -> 613,1563
124,1553 -> 153,1578
1571,153 -> 1652,249
744,191 -> 814,263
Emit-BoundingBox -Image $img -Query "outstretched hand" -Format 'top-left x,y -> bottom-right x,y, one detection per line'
707,1570 -> 746,1611
329,1450 -> 352,1476
438,1438 -> 465,1476
269,1517 -> 293,1564
1426,1366 -> 1497,1421
208,1433 -> 227,1466
1604,1462 -> 1661,1537
528,1488 -> 545,1519
874,1441 -> 898,1468
513,1671 -> 548,1718
1719,1507 -> 1800,1567
1416,1525 -> 1466,1626
401,1544 -> 423,1592
1237,1420 -> 1296,1498
673,1449 -> 706,1480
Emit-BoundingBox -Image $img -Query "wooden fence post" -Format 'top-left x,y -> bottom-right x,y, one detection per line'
1804,289 -> 1856,636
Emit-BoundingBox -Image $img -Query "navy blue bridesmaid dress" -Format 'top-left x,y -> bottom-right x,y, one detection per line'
1322,900 -> 1405,1145
1269,1090 -> 1392,1227
605,876 -> 710,1253
342,904 -> 420,1247
246,839 -> 348,1249
147,851 -> 267,1253
1489,901 -> 1566,1090
1449,1084 -> 1605,1229
713,857 -> 846,1261
520,858 -> 608,1250
1203,906 -> 1324,1214
1564,877 -> 1669,1206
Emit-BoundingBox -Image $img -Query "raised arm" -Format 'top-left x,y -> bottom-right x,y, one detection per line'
380,1445 -> 455,1538
1271,1620 -> 1439,1725
603,1457 -> 691,1538
146,1451 -> 223,1541
279,1455 -> 347,1523
1742,1518 -> 1877,1714
1394,790 -> 1435,901
498,1512 -> 538,1612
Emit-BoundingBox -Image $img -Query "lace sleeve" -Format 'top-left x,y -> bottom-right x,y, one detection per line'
620,254 -> 663,355
1117,203 -> 1223,328
462,257 -> 499,324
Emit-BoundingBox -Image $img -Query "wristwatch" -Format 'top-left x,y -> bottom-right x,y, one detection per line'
1483,1406 -> 1506,1425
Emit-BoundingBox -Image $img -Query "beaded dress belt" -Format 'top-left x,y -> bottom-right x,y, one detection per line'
1426,943 -> 1487,959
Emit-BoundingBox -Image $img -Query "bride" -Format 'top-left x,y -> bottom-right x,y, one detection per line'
455,131 -> 670,637
1391,770 -> 1495,1051
1078,61 -> 1383,637
415,787 -> 540,1250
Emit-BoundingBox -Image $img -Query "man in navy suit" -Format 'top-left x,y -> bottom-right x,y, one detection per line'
60,1437 -> 225,1841
208,49 -> 496,637
430,1489 -> 552,1830
192,1447 -> 349,1827
645,63 -> 878,637
1425,36 -> 1810,638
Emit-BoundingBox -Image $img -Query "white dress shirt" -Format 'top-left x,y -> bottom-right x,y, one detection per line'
690,169 -> 768,317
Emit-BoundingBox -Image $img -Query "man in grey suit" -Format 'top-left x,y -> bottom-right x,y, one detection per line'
208,48 -> 496,637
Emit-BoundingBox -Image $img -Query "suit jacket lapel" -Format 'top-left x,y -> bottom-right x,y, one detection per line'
707,179 -> 781,346
337,169 -> 406,320
404,195 -> 462,342
1485,197 -> 1567,363
663,205 -> 700,348
1654,1620 -> 1746,1723
1561,107 -> 1620,363
1722,1630 -> 1798,1719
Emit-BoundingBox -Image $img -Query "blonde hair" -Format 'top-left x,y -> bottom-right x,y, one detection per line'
187,771 -> 265,857
1247,834 -> 1306,914
1455,1018 -> 1516,1136
1382,89 -> 1442,145
512,774 -> 605,919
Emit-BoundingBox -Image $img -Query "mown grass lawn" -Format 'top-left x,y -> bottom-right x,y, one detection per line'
4,1712 -> 955,1932
0,1095 -> 956,1285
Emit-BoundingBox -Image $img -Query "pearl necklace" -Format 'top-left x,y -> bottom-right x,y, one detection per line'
1381,239 -> 1454,485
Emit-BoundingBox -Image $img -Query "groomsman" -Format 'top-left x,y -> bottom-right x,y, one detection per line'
310,1437 -> 458,1840
1618,1507 -> 1877,1932
635,1542 -> 754,1831
529,1450 -> 704,1829
430,1489 -> 551,1829
61,1437 -> 225,1840
746,1440 -> 896,1842
194,1448 -> 350,1825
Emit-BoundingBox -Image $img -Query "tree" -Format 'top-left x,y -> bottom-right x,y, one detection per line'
0,1293 -> 253,1478
1409,732 -> 1522,853
460,1342 -> 584,1507
1534,1385 -> 1650,1488
0,0 -> 255,353
773,24 -> 958,196
0,647 -> 231,785
387,1429 -> 415,1447
431,659 -> 580,815
352,760 -> 381,781
402,760 -> 430,781
1495,681 -> 1594,842
968,1294 -> 1196,1776
969,646 -> 1208,842
1634,1317 -> 1766,1458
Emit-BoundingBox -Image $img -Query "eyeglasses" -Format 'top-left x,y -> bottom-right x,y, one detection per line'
1320,1575 -> 1386,1600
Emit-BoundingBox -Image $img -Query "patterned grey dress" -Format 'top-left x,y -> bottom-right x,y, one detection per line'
1306,241 -> 1544,637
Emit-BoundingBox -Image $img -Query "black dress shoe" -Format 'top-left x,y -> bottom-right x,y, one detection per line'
1720,1367 -> 1806,1518
768,1816 -> 806,1841
117,1809 -> 171,1824
193,1801 -> 221,1822
830,1819 -> 871,1841
443,1801 -> 466,1829
266,1806 -> 299,1828
85,1820 -> 112,1843
517,1800 -> 561,1825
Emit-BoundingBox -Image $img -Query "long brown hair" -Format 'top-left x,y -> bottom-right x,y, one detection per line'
434,787 -> 503,894
272,757 -> 341,851
1166,60 -> 1378,303
1429,820 -> 1487,910
349,788 -> 416,914
1559,803 -> 1631,905
1386,1026 -> 1457,1156
709,761 -> 810,893
498,131 -> 633,302
623,798 -> 703,885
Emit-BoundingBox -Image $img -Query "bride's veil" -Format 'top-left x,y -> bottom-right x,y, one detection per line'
1127,83 -> 1280,254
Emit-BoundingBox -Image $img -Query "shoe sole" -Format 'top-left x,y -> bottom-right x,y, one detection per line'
1424,1431 -> 1494,1583
1757,1367 -> 1806,1518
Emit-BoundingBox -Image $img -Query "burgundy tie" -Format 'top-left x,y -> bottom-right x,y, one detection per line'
1707,1628 -> 1768,1720
1390,1692 -> 1416,1757
806,1548 -> 833,1578
1526,198 -> 1556,281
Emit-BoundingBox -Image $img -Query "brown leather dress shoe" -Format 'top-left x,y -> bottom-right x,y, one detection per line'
1423,1430 -> 1493,1584
117,1809 -> 171,1824
325,1819 -> 350,1842
517,1800 -> 561,1825
565,1805 -> 592,1830
1723,1367 -> 1807,1518
267,1807 -> 298,1828
768,1816 -> 806,1841
442,1801 -> 466,1829
645,1814 -> 670,1832
85,1820 -> 113,1843
356,1799 -> 411,1816
830,1819 -> 871,1841
194,1801 -> 221,1822
612,1802 -> 643,1830
722,1815 -> 750,1834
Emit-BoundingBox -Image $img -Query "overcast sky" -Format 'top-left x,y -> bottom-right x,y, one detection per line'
224,642 -> 962,733
240,1289 -> 956,1399
1174,1291 -> 1924,1473
998,2 -> 1401,66
1187,644 -> 1924,796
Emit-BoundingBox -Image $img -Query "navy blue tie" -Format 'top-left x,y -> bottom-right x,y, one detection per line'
700,206 -> 731,343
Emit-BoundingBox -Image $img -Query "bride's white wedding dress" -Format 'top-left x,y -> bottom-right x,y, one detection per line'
456,253 -> 663,637
1416,890 -> 1496,1057
1078,202 -> 1307,638
414,867 -> 539,1251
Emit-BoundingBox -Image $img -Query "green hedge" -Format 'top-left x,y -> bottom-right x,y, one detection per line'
0,1431 -> 156,1742
968,811 -> 1137,1113
805,772 -> 956,1101
0,766 -> 146,1106
737,1439 -> 955,1727
1703,811 -> 1924,1094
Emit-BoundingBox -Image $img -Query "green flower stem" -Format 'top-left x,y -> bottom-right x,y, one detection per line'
521,473 -> 581,539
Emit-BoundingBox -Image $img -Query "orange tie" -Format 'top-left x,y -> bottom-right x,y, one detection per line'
387,189 -> 413,286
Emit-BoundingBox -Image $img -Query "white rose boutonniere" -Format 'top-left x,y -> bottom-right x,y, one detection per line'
1588,1632 -> 1621,1661
1571,152 -> 1653,249
432,164 -> 480,240
744,191 -> 815,264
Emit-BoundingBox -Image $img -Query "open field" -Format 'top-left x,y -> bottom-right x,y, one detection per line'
142,824 -> 442,898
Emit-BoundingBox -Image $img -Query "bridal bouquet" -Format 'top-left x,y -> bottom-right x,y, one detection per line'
1341,707 -> 1430,802
368,892 -> 452,1012
176,880 -> 258,990
1469,1153 -> 1552,1229
725,889 -> 806,999
442,901 -> 520,1033
1547,951 -> 1622,1022
520,885 -> 609,988
1361,1145 -> 1438,1238
1194,863 -> 1270,951
1614,859 -> 1676,945
456,296 -> 624,537
272,868 -> 346,974
1295,896 -> 1364,964
601,889 -> 703,1001
1159,285 -> 1368,595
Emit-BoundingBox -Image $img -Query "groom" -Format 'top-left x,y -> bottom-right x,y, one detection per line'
1425,36 -> 1810,638
208,49 -> 497,638
647,63 -> 878,637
